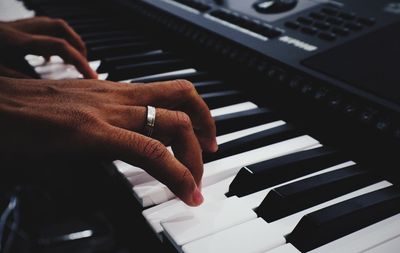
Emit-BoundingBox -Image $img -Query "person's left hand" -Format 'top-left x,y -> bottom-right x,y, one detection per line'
0,17 -> 97,79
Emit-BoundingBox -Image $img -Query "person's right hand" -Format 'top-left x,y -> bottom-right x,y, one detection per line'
0,17 -> 97,79
0,77 -> 217,206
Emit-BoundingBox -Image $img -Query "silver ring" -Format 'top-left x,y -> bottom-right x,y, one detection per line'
145,106 -> 156,137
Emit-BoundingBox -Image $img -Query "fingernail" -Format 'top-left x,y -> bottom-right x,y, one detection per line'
192,187 -> 204,206
211,139 -> 218,152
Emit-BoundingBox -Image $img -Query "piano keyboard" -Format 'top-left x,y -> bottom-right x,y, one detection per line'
21,1 -> 400,253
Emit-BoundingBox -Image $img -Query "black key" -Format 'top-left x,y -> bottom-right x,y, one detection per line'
88,42 -> 157,60
201,90 -> 246,109
258,165 -> 379,222
193,80 -> 227,94
85,36 -> 148,49
72,23 -> 122,34
203,124 -> 300,163
98,51 -> 175,73
227,147 -> 347,197
67,18 -> 110,26
214,107 -> 278,136
81,31 -> 139,41
107,59 -> 189,81
130,71 -> 210,83
288,185 -> 400,252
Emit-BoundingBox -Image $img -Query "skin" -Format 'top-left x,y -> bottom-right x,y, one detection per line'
0,77 -> 218,206
0,17 -> 97,79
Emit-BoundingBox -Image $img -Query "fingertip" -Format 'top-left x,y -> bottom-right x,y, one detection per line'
210,139 -> 218,152
191,187 -> 204,206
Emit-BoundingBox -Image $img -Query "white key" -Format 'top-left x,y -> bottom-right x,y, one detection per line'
135,135 -> 319,207
144,159 -> 352,237
180,181 -> 391,253
162,196 -> 257,247
89,60 -> 101,71
25,54 -> 46,66
265,244 -> 300,253
182,218 -> 285,253
178,162 -> 355,253
98,73 -> 109,80
309,213 -> 400,253
127,68 -> 197,83
113,160 -> 144,177
143,177 -> 234,234
364,235 -> 400,253
210,102 -> 258,117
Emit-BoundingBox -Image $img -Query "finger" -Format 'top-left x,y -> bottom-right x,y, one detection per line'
128,80 -> 217,152
104,106 -> 203,186
28,35 -> 97,79
102,125 -> 204,206
52,19 -> 87,57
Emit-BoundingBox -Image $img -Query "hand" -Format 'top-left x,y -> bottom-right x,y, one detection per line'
0,17 -> 97,79
0,77 -> 217,206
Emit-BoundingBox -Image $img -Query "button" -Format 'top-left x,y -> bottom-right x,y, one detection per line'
259,24 -> 283,38
360,111 -> 374,123
345,22 -> 363,31
332,26 -> 350,36
321,7 -> 339,16
339,11 -> 356,20
327,96 -> 342,108
253,0 -> 298,14
314,89 -> 328,101
285,21 -> 301,29
376,120 -> 390,131
309,12 -> 326,20
318,32 -> 336,41
289,78 -> 302,89
301,26 -> 318,35
314,21 -> 331,30
297,16 -> 313,25
326,16 -> 344,25
358,17 -> 375,26
301,84 -> 313,94
343,105 -> 357,115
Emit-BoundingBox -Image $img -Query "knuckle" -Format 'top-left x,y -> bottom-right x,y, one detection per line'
174,111 -> 192,131
68,107 -> 101,130
141,139 -> 167,161
54,18 -> 68,27
53,38 -> 69,49
174,79 -> 195,94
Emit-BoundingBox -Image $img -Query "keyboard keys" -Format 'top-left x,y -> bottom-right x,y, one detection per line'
228,146 -> 346,197
258,164 -> 379,222
134,135 -> 319,207
162,196 -> 257,247
182,218 -> 285,253
130,69 -> 209,83
309,213 -> 400,253
108,59 -> 189,81
214,107 -> 277,135
288,185 -> 400,252
203,124 -> 301,163
201,90 -> 246,109
210,102 -> 258,117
